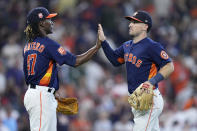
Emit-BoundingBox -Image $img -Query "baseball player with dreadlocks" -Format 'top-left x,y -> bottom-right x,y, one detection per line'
23,7 -> 101,131
98,11 -> 174,131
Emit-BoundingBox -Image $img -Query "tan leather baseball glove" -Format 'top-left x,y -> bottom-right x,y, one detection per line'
128,83 -> 154,111
56,97 -> 78,115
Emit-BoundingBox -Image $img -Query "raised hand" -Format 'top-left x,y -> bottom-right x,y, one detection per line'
98,24 -> 106,42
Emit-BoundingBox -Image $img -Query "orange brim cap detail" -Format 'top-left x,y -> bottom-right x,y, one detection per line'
46,13 -> 57,18
125,16 -> 143,23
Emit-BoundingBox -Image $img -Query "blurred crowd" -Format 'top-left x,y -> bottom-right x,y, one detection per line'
0,0 -> 197,131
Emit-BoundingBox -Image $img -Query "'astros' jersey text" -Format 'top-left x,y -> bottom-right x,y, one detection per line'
23,37 -> 76,90
101,37 -> 171,94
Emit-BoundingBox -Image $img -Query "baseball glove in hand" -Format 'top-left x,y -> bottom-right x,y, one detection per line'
56,97 -> 78,115
128,83 -> 154,111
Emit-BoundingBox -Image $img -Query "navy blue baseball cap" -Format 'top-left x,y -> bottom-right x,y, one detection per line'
27,7 -> 57,25
125,11 -> 152,32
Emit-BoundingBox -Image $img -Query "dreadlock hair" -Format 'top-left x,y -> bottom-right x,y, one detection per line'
24,23 -> 41,42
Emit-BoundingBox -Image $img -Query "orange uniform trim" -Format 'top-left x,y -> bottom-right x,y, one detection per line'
39,61 -> 53,86
148,63 -> 157,80
39,92 -> 42,131
117,57 -> 125,64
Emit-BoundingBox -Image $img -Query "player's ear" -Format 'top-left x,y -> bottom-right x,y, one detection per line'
143,24 -> 148,32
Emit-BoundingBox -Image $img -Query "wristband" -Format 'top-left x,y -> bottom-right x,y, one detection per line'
149,73 -> 164,85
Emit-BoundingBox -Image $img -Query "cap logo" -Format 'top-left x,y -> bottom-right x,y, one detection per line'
38,13 -> 43,18
145,20 -> 148,22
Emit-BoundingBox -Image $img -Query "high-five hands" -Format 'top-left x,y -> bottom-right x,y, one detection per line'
98,24 -> 106,42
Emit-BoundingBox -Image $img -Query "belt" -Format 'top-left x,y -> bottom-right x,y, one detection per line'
30,84 -> 56,94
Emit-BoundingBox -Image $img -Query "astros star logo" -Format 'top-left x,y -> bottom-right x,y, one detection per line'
38,13 -> 43,18
160,50 -> 169,60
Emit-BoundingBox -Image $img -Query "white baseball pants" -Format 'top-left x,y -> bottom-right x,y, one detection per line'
24,85 -> 58,131
131,88 -> 164,131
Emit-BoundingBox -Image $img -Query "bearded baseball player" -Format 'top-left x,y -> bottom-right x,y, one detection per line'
98,11 -> 174,131
23,7 -> 101,131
